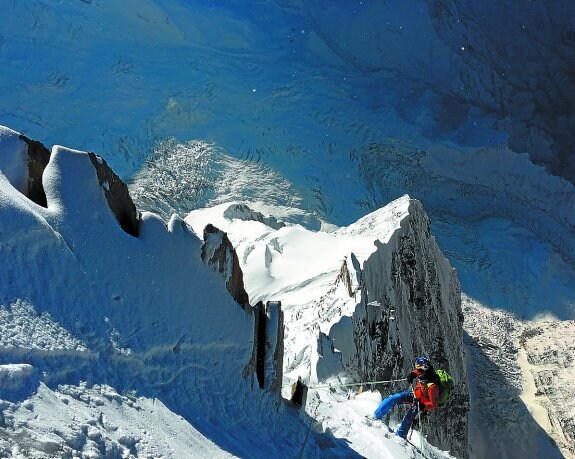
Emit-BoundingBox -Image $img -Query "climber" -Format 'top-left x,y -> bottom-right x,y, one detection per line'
373,357 -> 440,439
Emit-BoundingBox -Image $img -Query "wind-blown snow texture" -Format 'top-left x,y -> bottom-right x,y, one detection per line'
1,0 -> 575,458
0,127 -> 337,458
1,127 -> 465,458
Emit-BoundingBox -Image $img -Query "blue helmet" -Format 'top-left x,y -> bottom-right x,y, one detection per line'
415,357 -> 431,371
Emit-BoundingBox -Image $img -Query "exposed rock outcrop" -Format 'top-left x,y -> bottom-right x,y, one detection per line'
262,301 -> 284,397
243,301 -> 285,404
201,223 -> 250,309
19,134 -> 51,208
88,152 -> 139,237
290,377 -> 308,408
223,203 -> 286,230
348,200 -> 469,457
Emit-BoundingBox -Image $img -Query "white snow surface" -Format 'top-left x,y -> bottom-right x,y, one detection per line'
185,198 -> 409,383
0,0 -> 574,456
0,127 -> 453,458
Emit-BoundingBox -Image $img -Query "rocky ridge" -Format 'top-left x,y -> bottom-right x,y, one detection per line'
187,197 -> 471,458
343,200 -> 469,457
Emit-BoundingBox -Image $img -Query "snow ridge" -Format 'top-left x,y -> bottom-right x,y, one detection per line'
2,126 -> 465,458
1,126 -> 351,458
187,195 -> 470,457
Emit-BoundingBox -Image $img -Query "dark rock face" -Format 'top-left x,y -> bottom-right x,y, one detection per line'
17,136 -> 141,241
263,301 -> 284,398
428,0 -> 575,182
290,378 -> 308,408
223,204 -> 285,230
351,200 -> 469,457
336,258 -> 354,297
19,134 -> 51,208
201,223 -> 250,309
253,301 -> 267,388
243,301 -> 285,404
16,133 -> 140,237
88,153 -> 139,237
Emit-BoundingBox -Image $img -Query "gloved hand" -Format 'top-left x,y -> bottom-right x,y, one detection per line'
417,401 -> 426,411
406,372 -> 416,383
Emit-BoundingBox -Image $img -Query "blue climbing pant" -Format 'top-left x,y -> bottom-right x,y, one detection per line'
396,404 -> 419,438
373,390 -> 418,439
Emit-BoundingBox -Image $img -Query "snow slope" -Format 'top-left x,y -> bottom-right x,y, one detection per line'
0,126 -> 347,458
1,0 -> 575,457
0,126 -> 460,458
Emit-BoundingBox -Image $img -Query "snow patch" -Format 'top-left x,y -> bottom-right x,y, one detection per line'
0,300 -> 87,351
0,364 -> 38,401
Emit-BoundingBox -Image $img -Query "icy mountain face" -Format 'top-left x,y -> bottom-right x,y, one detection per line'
346,200 -> 468,457
187,196 -> 470,457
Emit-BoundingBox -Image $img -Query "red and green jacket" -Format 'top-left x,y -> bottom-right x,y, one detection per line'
409,368 -> 440,410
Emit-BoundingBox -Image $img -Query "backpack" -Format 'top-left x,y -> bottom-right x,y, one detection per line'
435,369 -> 454,406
